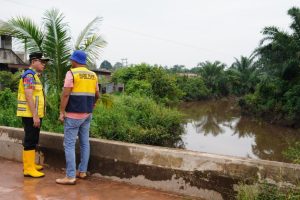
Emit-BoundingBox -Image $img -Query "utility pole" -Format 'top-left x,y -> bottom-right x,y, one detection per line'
121,58 -> 128,67
24,38 -> 27,63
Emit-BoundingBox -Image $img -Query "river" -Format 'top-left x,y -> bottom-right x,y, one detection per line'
178,99 -> 300,162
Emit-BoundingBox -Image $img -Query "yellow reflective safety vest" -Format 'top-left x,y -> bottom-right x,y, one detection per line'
16,69 -> 45,118
65,67 -> 97,113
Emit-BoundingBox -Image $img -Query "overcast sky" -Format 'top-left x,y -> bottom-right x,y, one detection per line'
0,0 -> 299,68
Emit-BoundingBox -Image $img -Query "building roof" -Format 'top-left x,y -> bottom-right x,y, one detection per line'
92,68 -> 112,74
177,73 -> 198,77
0,48 -> 26,65
0,49 -> 29,71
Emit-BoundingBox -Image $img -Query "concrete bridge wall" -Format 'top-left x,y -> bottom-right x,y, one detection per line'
0,126 -> 300,200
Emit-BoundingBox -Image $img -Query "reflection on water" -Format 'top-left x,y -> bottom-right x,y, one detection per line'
178,99 -> 300,162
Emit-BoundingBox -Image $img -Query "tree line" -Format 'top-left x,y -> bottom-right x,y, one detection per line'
112,7 -> 300,127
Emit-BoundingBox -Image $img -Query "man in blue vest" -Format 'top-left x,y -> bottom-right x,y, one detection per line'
56,50 -> 99,185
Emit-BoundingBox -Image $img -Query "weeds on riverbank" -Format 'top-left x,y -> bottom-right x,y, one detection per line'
237,182 -> 300,200
282,142 -> 300,164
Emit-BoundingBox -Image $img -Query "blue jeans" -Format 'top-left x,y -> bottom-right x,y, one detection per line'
64,115 -> 92,178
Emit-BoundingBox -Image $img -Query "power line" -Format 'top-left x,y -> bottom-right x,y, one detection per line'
106,24 -> 232,57
1,0 -> 234,60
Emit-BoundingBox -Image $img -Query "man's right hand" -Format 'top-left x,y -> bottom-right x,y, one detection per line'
33,115 -> 41,128
59,112 -> 65,123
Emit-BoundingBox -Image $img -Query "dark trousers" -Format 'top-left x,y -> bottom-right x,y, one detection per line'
22,117 -> 42,150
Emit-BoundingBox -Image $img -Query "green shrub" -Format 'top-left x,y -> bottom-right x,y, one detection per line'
237,184 -> 259,200
239,76 -> 300,126
283,85 -> 300,122
0,88 -> 63,132
91,95 -> 184,146
125,79 -> 153,97
0,71 -> 20,92
237,183 -> 300,200
100,93 -> 114,108
112,64 -> 184,105
176,76 -> 210,101
0,88 -> 21,127
257,183 -> 300,200
42,93 -> 64,133
0,89 -> 183,147
146,67 -> 184,104
282,142 -> 300,164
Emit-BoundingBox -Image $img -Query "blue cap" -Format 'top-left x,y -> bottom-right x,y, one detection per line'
70,50 -> 87,65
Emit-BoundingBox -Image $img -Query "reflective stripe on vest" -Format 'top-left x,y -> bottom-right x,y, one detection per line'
65,67 -> 97,113
16,69 -> 45,118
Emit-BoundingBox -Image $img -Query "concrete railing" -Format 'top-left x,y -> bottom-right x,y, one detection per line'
0,126 -> 300,200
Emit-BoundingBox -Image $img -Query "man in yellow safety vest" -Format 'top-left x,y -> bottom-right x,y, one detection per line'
17,52 -> 49,178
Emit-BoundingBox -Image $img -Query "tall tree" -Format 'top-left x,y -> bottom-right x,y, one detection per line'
228,54 -> 259,95
257,7 -> 300,81
100,60 -> 112,70
168,65 -> 186,73
240,7 -> 300,127
197,61 -> 228,96
113,62 -> 123,71
0,8 -> 106,95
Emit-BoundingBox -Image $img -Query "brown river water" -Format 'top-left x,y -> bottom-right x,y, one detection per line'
178,99 -> 300,162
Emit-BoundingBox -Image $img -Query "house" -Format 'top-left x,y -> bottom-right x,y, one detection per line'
91,68 -> 124,94
0,35 -> 28,73
91,68 -> 112,81
177,72 -> 198,77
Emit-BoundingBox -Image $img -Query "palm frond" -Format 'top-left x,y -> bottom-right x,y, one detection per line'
0,16 -> 43,52
83,34 -> 107,67
75,17 -> 106,68
260,26 -> 280,45
75,17 -> 103,49
260,26 -> 290,46
42,8 -> 71,93
288,7 -> 300,39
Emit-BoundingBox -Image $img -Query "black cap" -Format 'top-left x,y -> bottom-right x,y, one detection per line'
29,52 -> 50,62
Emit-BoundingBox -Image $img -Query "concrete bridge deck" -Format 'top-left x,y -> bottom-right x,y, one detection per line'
0,158 -> 196,200
2,126 -> 300,200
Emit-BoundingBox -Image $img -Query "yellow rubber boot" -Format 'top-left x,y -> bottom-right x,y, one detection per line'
34,151 -> 43,170
23,151 -> 43,170
23,163 -> 43,171
35,164 -> 43,171
23,150 -> 45,178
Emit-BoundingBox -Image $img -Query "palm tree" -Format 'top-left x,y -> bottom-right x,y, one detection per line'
74,17 -> 106,67
197,61 -> 228,96
228,54 -> 259,95
257,7 -> 300,81
239,7 -> 300,127
0,8 -> 106,95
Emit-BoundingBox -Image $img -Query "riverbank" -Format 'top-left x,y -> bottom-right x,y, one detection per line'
240,103 -> 300,129
178,98 -> 300,163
